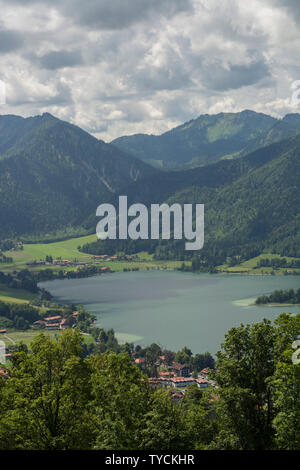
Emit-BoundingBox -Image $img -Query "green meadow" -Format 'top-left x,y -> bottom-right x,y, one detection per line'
1,234 -> 97,272
218,253 -> 300,275
0,329 -> 96,348
1,235 -> 189,274
0,284 -> 37,304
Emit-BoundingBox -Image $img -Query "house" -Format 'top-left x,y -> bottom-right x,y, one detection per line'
172,362 -> 190,377
196,378 -> 209,389
33,320 -> 46,329
200,368 -> 211,378
171,392 -> 183,403
44,315 -> 62,323
148,377 -> 161,389
60,318 -> 69,330
0,329 -> 7,334
45,323 -> 60,330
169,377 -> 196,388
158,371 -> 175,378
100,266 -> 111,273
135,357 -> 146,365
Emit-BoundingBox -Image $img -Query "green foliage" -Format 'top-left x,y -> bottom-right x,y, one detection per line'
256,288 -> 300,305
89,352 -> 149,450
0,113 -> 155,237
140,389 -> 186,450
81,131 -> 300,265
0,315 -> 299,450
211,314 -> 300,450
0,300 -> 40,330
0,330 -> 93,449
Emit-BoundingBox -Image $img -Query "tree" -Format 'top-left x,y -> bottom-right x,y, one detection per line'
141,389 -> 186,450
174,346 -> 193,365
214,319 -> 277,449
0,330 -> 93,450
192,352 -> 215,372
89,352 -> 149,450
270,313 -> 300,449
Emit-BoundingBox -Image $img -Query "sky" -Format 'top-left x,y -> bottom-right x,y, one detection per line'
0,0 -> 300,141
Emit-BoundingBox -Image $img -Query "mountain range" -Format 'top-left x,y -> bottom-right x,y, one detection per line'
111,110 -> 300,169
0,109 -> 299,261
0,113 -> 155,237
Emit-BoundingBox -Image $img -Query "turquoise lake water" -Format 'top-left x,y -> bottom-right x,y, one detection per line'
40,271 -> 300,355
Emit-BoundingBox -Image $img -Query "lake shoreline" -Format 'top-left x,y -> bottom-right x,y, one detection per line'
39,271 -> 300,354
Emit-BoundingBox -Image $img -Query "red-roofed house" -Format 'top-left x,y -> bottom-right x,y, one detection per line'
100,266 -> 111,273
44,315 -> 62,323
170,377 -> 196,388
196,378 -> 209,389
33,320 -> 46,329
135,357 -> 146,365
158,371 -> 175,378
45,323 -> 60,330
60,318 -> 70,330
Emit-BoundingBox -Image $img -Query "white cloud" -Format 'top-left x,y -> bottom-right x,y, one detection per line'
0,0 -> 299,140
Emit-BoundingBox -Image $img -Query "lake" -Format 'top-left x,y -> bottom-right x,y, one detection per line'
40,271 -> 300,355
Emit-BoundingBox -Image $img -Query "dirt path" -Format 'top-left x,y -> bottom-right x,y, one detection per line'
3,334 -> 16,345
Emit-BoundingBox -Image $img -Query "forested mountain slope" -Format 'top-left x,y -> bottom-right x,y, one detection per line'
0,113 -> 155,237
111,111 -> 300,169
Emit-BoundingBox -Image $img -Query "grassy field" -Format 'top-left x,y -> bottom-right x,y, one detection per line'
1,234 -> 298,276
218,253 -> 300,275
0,284 -> 37,303
0,329 -> 96,348
1,235 -> 188,273
1,234 -> 97,272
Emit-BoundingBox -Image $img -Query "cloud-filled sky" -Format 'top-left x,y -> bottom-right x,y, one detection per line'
0,0 -> 300,141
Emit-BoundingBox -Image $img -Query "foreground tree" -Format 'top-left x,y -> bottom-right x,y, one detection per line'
89,352 -> 150,450
0,331 -> 93,450
213,319 -> 277,449
271,313 -> 300,449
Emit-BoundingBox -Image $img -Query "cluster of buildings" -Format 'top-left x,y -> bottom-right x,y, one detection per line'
26,259 -> 91,267
149,374 -> 209,390
33,312 -> 78,331
26,256 -> 114,272
134,356 -> 215,393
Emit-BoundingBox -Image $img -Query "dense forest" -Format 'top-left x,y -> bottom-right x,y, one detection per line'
0,312 -> 299,450
256,288 -> 300,305
0,113 -> 155,238
1,111 -> 300,267
257,258 -> 300,269
0,302 -> 40,330
81,130 -> 300,264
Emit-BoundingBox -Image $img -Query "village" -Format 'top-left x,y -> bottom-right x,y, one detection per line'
134,355 -> 216,402
26,253 -> 135,269
1,315 -> 217,402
